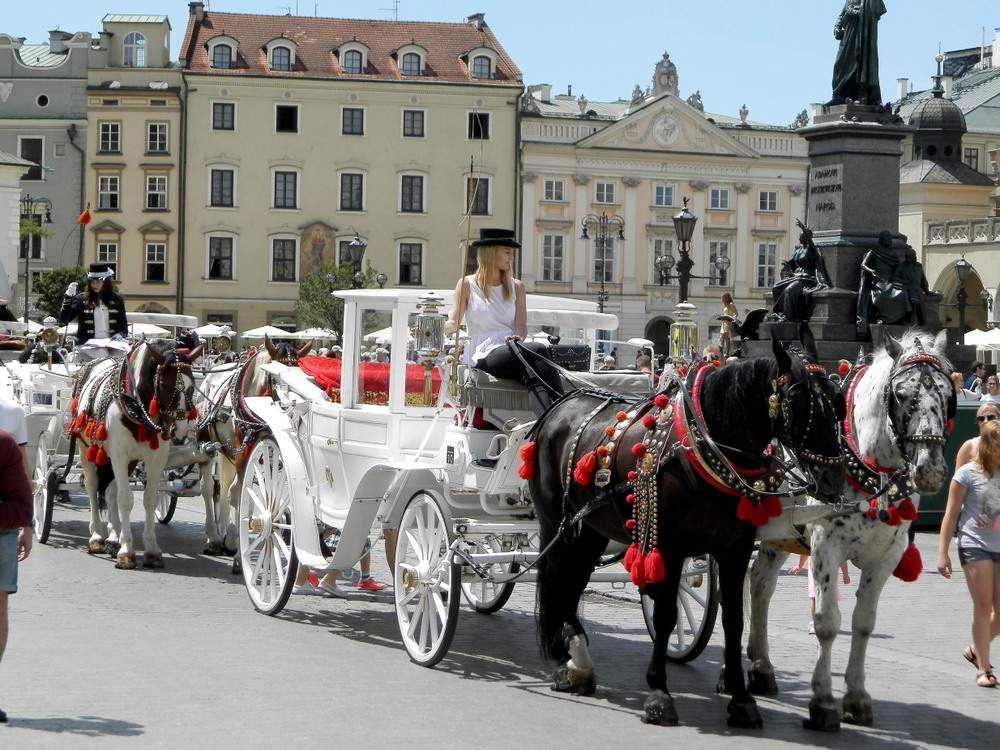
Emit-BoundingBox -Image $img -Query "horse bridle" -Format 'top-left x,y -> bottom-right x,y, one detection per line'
154,356 -> 196,421
772,356 -> 844,468
883,349 -> 954,452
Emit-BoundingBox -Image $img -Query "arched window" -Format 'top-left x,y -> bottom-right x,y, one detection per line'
401,52 -> 421,76
211,43 -> 233,69
123,32 -> 146,67
471,55 -> 492,79
343,49 -> 363,74
271,46 -> 292,71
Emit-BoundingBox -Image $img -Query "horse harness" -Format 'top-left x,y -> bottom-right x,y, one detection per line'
840,347 -> 952,525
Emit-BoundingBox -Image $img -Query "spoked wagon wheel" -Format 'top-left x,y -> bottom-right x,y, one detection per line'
460,535 -> 518,614
155,492 -> 178,524
238,438 -> 297,616
33,433 -> 56,544
641,555 -> 720,663
394,492 -> 459,667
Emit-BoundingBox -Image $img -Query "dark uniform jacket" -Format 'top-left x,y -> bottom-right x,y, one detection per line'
59,295 -> 128,344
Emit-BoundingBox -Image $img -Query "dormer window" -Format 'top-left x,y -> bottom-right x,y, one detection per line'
401,52 -> 421,76
271,45 -> 292,71
471,55 -> 492,79
211,43 -> 233,69
343,50 -> 363,74
123,32 -> 146,67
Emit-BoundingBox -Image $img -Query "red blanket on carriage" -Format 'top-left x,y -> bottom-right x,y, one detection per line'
298,356 -> 441,405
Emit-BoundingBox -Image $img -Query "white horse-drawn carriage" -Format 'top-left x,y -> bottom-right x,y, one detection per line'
234,289 -> 725,665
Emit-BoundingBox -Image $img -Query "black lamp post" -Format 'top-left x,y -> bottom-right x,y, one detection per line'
20,194 -> 53,324
672,198 -> 698,304
347,231 -> 367,289
955,255 -> 972,333
580,211 -> 625,313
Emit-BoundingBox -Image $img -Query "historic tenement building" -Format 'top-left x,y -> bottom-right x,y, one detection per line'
519,54 -> 811,352
178,4 -> 521,330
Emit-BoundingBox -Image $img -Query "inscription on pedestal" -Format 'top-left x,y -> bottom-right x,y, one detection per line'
810,164 -> 843,218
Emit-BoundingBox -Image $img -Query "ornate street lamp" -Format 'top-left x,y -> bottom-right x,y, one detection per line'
580,212 -> 625,313
20,194 -> 53,324
347,231 -> 367,289
954,255 -> 972,333
376,272 -> 388,289
671,198 -> 698,304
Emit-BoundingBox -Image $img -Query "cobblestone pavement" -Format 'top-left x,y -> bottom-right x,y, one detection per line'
2,492 -> 997,749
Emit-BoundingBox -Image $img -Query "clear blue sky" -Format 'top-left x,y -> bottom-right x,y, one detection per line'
4,1 -> 998,126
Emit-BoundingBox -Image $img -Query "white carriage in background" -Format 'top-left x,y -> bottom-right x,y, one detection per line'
237,289 -> 722,666
0,312 -> 220,542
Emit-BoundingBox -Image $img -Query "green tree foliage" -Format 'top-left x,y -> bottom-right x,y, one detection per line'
32,266 -> 87,319
293,260 -> 377,336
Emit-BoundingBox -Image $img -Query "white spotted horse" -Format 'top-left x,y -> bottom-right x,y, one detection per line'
746,329 -> 952,731
67,339 -> 203,568
195,334 -> 312,564
525,323 -> 845,728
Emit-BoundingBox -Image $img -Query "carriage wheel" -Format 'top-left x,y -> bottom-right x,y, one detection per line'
32,433 -> 56,544
238,438 -> 297,616
155,492 -> 178,524
641,555 -> 720,663
394,492 -> 459,667
460,535 -> 518,614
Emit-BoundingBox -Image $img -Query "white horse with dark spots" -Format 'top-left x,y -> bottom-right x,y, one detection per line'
68,340 -> 203,569
195,335 -> 312,560
747,329 -> 953,731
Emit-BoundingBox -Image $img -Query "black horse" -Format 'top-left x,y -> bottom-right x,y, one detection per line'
527,324 -> 845,728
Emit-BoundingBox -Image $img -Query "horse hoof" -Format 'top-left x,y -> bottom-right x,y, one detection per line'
747,668 -> 779,696
727,701 -> 763,729
204,542 -> 223,556
551,665 -> 596,696
803,703 -> 841,732
115,554 -> 137,570
231,558 -> 243,575
143,553 -> 164,569
841,697 -> 873,726
642,689 -> 678,726
105,541 -> 121,557
88,540 -> 105,554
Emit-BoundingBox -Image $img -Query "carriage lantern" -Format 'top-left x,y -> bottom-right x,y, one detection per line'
415,294 -> 446,405
669,301 -> 699,365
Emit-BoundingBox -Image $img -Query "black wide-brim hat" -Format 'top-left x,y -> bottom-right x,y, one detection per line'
86,263 -> 114,280
469,228 -> 521,249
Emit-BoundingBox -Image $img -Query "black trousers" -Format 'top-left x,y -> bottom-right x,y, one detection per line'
477,342 -> 564,416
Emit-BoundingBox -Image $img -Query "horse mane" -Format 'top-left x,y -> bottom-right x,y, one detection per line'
698,356 -> 779,452
872,327 -> 952,373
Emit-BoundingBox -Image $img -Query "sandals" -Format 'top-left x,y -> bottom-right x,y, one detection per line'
976,670 -> 997,688
963,646 -> 994,671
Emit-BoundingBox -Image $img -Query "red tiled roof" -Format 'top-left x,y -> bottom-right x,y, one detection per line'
180,11 -> 522,85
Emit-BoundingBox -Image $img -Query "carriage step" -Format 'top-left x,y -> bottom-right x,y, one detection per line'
471,458 -> 498,469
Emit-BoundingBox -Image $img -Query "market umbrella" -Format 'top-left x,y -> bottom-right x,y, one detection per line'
242,325 -> 293,339
964,328 -> 988,346
129,322 -> 171,336
290,327 -> 338,341
193,323 -> 227,337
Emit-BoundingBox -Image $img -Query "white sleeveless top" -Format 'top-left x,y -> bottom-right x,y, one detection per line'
462,275 -> 515,366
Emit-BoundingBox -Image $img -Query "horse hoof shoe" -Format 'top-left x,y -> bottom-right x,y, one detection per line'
551,666 -> 596,695
803,705 -> 841,732
747,669 -> 779,696
88,542 -> 105,554
727,702 -> 763,729
642,690 -> 678,726
143,555 -> 164,569
115,556 -> 137,570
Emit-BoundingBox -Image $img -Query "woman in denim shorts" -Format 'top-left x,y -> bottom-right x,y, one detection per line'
938,420 -> 1000,688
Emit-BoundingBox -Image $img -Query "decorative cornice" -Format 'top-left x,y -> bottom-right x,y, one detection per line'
734,182 -> 753,193
573,173 -> 592,185
623,175 -> 642,187
689,179 -> 709,191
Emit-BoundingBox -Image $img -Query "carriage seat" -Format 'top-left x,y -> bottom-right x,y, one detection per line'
463,367 -> 653,431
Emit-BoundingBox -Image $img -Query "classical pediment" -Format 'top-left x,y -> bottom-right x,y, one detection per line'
576,96 -> 760,158
89,219 -> 126,233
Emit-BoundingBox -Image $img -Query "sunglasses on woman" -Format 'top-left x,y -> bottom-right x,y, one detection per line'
977,414 -> 999,423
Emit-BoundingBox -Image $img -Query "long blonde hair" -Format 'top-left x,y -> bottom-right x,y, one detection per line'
474,245 -> 512,302
975,419 -> 1000,479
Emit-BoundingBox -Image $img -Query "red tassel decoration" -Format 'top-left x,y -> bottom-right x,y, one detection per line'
644,547 -> 667,582
892,542 -> 923,582
596,445 -> 609,457
625,493 -> 635,505
86,443 -> 99,462
886,504 -> 902,526
616,410 -> 628,422
572,451 -> 597,485
70,397 -> 79,414
751,502 -> 770,527
517,441 -> 536,480
137,424 -> 149,442
631,443 -> 646,457
85,419 -> 96,438
867,499 -> 879,519
643,414 -> 657,430
189,406 -> 199,421
945,419 -> 954,435
627,470 -> 637,481
96,446 -> 109,466
838,361 -> 851,375
96,422 -> 108,442
624,518 -> 636,530
518,441 -> 536,461
736,495 -> 754,521
630,556 -> 647,587
654,394 -> 669,408
149,434 -> 160,450
898,497 -> 917,521
149,395 -> 160,417
764,496 -> 783,518
623,543 -> 640,572
604,425 -> 616,437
